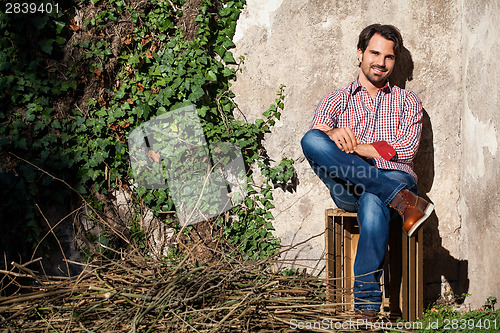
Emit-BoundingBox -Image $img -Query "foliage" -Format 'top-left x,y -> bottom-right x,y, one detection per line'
281,267 -> 301,276
413,297 -> 500,333
0,1 -> 75,259
0,0 -> 295,262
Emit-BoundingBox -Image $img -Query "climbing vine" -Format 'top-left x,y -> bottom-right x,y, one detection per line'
0,0 -> 295,261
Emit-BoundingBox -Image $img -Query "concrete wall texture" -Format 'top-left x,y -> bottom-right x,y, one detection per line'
231,0 -> 499,309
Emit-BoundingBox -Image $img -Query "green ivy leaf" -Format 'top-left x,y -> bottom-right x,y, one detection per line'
38,39 -> 55,54
223,51 -> 236,64
206,70 -> 217,81
188,85 -> 204,101
54,21 -> 65,34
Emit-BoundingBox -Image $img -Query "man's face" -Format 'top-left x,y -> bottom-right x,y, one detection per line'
357,33 -> 396,87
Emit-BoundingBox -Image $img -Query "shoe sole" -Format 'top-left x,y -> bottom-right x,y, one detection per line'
407,203 -> 434,237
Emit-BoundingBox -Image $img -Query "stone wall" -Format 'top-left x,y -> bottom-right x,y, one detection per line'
231,0 -> 499,309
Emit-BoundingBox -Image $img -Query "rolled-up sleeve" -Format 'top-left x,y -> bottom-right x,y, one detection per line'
386,91 -> 423,163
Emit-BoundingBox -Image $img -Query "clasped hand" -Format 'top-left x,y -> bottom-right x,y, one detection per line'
312,124 -> 381,159
312,124 -> 360,153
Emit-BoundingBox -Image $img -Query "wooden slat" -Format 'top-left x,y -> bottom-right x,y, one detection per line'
325,209 -> 334,302
344,216 -> 357,310
402,232 -> 409,320
409,235 -> 417,321
331,208 -> 357,217
334,214 -> 343,305
417,228 -> 424,318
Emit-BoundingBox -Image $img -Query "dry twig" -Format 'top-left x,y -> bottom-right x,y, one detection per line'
0,252 -> 373,332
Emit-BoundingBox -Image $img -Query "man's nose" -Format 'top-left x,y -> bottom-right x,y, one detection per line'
376,56 -> 385,67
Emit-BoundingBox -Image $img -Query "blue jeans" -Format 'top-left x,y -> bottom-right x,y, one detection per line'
301,129 -> 417,311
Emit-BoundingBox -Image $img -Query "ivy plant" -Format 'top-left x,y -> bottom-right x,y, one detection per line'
0,0 -> 296,262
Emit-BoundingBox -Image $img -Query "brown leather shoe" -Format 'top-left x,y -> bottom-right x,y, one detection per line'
390,189 -> 434,237
354,309 -> 378,322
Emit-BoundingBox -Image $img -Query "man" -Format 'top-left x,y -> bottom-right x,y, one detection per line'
300,24 -> 434,318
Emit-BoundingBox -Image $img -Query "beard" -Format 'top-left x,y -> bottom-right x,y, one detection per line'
362,65 -> 390,86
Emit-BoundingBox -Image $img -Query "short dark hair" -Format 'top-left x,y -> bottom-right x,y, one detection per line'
357,24 -> 403,56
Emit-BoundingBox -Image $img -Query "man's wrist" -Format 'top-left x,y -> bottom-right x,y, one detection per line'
355,144 -> 380,159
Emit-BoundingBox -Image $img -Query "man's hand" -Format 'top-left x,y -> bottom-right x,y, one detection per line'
312,124 -> 359,153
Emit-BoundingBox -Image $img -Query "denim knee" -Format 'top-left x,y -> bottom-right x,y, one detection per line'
301,129 -> 324,157
301,129 -> 343,163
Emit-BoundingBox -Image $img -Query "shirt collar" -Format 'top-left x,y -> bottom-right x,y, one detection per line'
350,78 -> 392,95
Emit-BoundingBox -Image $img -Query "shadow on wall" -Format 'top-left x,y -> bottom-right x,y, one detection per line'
389,46 -> 414,89
393,46 -> 471,307
414,110 -> 469,307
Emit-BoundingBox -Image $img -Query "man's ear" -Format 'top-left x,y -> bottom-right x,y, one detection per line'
357,49 -> 363,63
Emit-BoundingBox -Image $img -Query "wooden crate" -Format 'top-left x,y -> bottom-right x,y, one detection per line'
325,208 -> 423,321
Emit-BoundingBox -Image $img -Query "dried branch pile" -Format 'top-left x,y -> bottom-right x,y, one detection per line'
0,254 -> 362,332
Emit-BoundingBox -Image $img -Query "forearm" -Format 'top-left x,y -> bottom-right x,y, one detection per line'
388,91 -> 423,162
354,144 -> 381,159
387,140 -> 420,162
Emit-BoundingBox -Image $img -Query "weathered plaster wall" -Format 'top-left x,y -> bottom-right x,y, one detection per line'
459,0 -> 500,309
232,0 -> 499,308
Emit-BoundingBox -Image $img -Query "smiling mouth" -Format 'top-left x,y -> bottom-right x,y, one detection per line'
372,66 -> 387,74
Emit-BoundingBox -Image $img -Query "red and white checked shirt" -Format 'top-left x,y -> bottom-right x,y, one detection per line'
310,79 -> 423,179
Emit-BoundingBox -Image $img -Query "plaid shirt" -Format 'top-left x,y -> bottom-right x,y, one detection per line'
310,79 -> 423,179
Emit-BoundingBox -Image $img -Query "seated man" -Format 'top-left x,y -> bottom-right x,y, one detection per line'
301,24 -> 434,318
